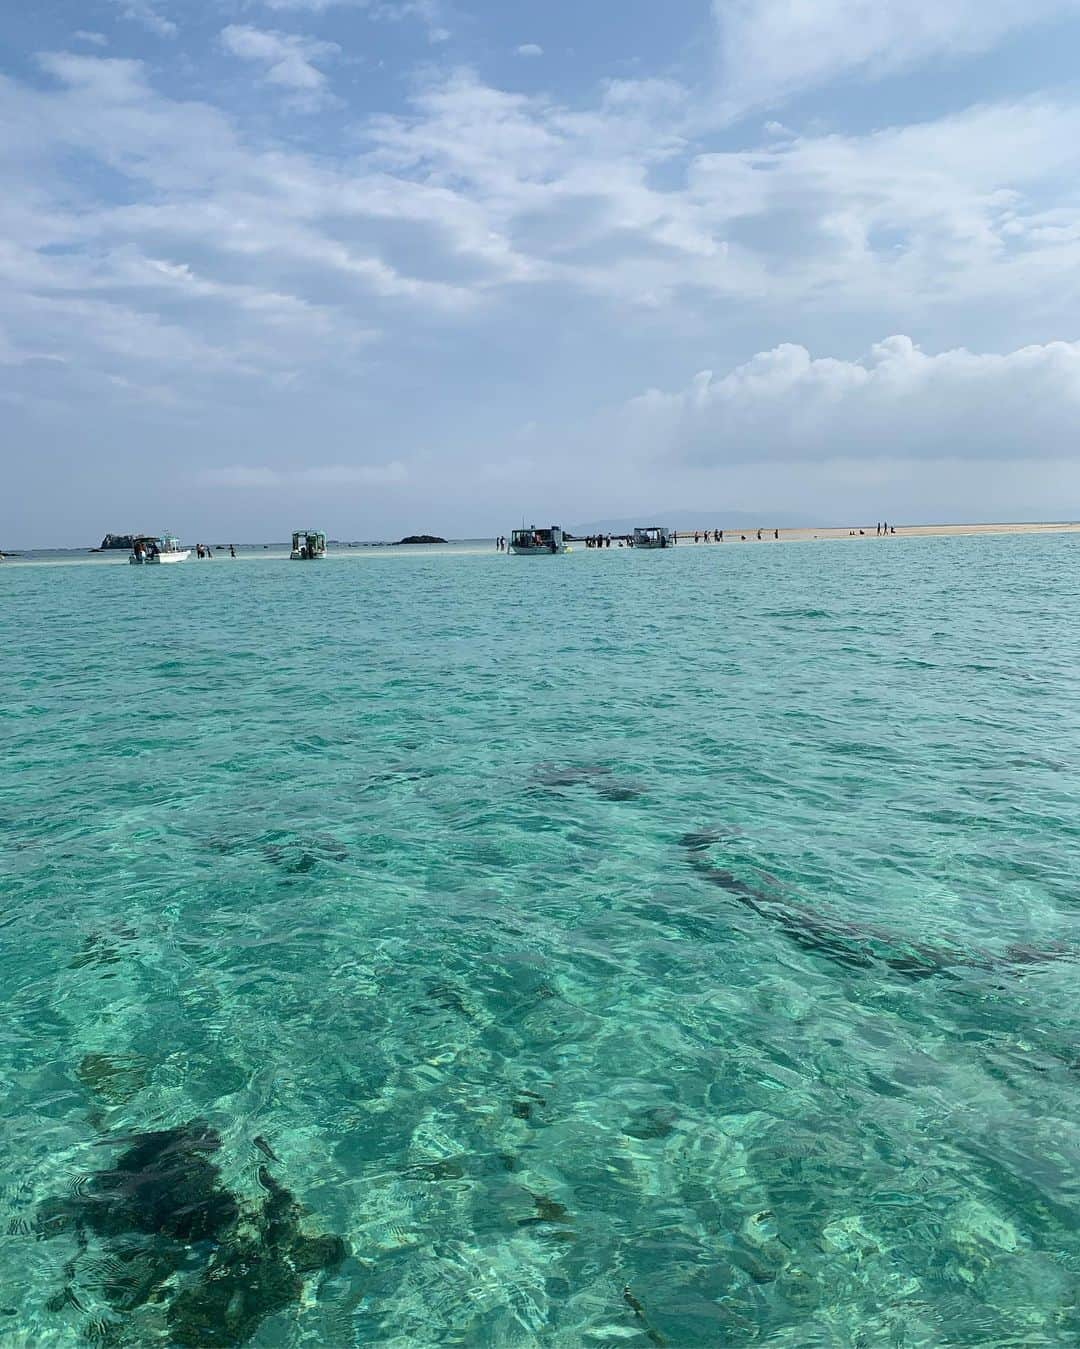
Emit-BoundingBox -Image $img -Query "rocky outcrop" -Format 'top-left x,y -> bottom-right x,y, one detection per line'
396,534 -> 447,545
99,533 -> 136,550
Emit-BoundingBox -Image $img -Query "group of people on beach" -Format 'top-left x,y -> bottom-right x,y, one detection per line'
689,529 -> 780,543
194,544 -> 237,558
494,529 -> 788,548
495,524 -> 898,550
848,522 -> 897,537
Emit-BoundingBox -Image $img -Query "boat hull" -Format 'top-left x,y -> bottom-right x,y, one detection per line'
290,552 -> 326,560
130,550 -> 190,564
509,544 -> 567,555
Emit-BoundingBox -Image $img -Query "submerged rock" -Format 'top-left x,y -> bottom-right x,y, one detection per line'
594,782 -> 646,802
69,927 -> 138,972
531,763 -> 644,801
624,1105 -> 680,1140
682,844 -> 952,979
39,1124 -> 347,1347
75,1053 -> 150,1106
40,1122 -> 238,1244
532,763 -> 612,788
168,1167 -> 346,1347
680,832 -> 1076,982
207,831 -> 348,872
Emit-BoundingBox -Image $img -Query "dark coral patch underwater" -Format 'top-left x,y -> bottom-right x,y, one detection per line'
37,1121 -> 347,1347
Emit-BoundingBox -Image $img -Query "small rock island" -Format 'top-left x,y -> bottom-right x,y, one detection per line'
99,533 -> 136,550
396,534 -> 447,545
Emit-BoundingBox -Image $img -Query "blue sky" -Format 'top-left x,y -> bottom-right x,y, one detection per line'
5,0 -> 1080,544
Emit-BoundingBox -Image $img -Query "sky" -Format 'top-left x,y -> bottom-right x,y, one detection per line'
5,0 -> 1080,544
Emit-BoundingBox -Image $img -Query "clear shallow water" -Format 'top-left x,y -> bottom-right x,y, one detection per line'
2,537 -> 1079,1346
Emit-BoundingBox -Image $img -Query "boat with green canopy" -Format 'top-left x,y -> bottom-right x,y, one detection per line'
290,530 -> 326,560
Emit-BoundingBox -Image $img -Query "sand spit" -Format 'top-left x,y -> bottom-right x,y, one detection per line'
672,521 -> 1080,544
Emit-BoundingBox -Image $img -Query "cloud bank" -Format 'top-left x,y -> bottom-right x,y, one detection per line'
625,335 -> 1080,463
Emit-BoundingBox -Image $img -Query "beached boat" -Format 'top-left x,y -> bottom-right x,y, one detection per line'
509,526 -> 567,555
129,533 -> 190,564
291,529 -> 326,560
632,526 -> 674,549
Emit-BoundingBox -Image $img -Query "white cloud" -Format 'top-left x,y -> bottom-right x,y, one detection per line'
682,96 -> 1080,312
13,52 -> 1080,339
713,0 -> 1080,115
73,31 -> 109,46
357,71 -> 1080,315
516,43 -> 543,57
10,46 -> 1080,469
34,51 -> 153,101
220,25 -> 340,101
108,0 -> 177,38
202,462 -> 408,486
621,335 -> 1080,463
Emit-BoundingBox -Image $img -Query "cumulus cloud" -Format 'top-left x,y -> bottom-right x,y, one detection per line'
202,462 -> 408,486
516,43 -> 543,57
220,25 -> 340,101
623,336 -> 1080,462
108,0 -> 177,38
713,0 -> 1080,115
35,51 -> 153,101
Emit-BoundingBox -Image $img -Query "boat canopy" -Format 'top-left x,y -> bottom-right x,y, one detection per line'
632,526 -> 672,545
511,526 -> 560,545
132,533 -> 182,552
291,529 -> 326,560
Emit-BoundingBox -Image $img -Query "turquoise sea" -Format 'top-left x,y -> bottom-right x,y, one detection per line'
2,535 -> 1078,1347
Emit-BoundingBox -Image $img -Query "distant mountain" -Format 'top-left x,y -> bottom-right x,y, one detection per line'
570,509 -> 823,535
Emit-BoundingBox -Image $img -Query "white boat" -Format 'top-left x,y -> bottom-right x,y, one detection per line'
291,529 -> 326,560
632,526 -> 674,549
129,533 -> 190,564
509,525 -> 567,555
